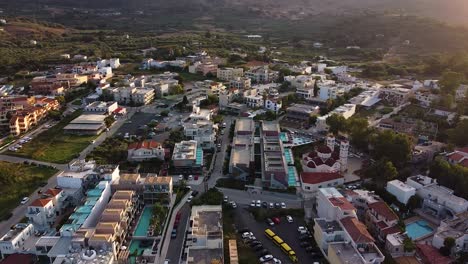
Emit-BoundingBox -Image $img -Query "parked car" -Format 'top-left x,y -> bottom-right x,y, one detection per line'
256,200 -> 261,207
20,197 -> 29,204
280,202 -> 286,209
253,245 -> 264,251
186,195 -> 193,203
188,175 -> 193,181
250,241 -> 262,247
262,201 -> 268,208
272,217 -> 281,225
171,229 -> 177,238
223,196 -> 229,203
259,255 -> 274,262
273,258 -> 282,264
250,200 -> 256,207
230,201 -> 237,208
241,232 -> 254,240
192,191 -> 199,197
269,203 -> 274,209
286,215 -> 293,223
256,249 -> 269,257
274,203 -> 281,208
299,234 -> 310,241
300,241 -> 311,248
266,218 -> 275,226
297,226 -> 308,234
305,246 -> 315,253
178,175 -> 183,181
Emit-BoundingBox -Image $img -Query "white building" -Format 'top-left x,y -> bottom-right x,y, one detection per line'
26,188 -> 65,231
229,77 -> 251,90
318,81 -> 354,101
316,104 -> 356,131
0,224 -> 35,258
326,66 -> 348,75
300,172 -> 344,193
285,75 -> 316,90
217,67 -> 244,81
190,105 -> 212,121
414,90 -> 439,107
317,188 -> 357,221
432,211 -> 468,251
97,58 -> 121,69
406,175 -> 468,217
84,101 -> 118,114
386,180 -> 416,205
127,140 -> 166,161
245,66 -> 278,83
244,94 -> 264,108
184,120 -> 217,150
187,205 -> 224,264
264,98 -> 282,113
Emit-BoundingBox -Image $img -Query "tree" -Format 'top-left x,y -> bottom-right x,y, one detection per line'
326,114 -> 347,135
182,95 -> 189,105
347,117 -> 373,151
364,159 -> 398,189
371,130 -> 412,168
447,119 -> 468,147
104,116 -> 115,128
170,85 -> 184,95
309,116 -> 318,126
407,195 -> 422,211
440,237 -> 456,256
440,71 -> 464,95
403,237 -> 416,252
55,96 -> 65,105
48,110 -> 62,121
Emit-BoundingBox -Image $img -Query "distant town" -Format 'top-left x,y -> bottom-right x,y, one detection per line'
0,21 -> 467,264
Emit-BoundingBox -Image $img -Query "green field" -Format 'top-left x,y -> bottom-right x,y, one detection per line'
0,161 -> 58,220
6,110 -> 96,163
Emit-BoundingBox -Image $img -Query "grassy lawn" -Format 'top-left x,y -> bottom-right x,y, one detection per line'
5,110 -> 96,163
0,162 -> 58,220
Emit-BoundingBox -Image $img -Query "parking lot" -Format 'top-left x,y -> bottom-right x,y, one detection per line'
232,206 -> 324,264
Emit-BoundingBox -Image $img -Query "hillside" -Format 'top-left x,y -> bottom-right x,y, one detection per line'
1,0 -> 468,25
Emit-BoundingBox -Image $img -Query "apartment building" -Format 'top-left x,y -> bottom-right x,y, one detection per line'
127,140 -> 166,161
31,76 -> 70,95
189,62 -> 218,76
432,211 -> 468,251
245,66 -> 279,84
111,87 -> 155,105
217,67 -> 244,81
314,187 -> 385,264
142,175 -> 173,206
229,118 -> 255,180
187,205 -> 224,264
0,224 -> 35,258
316,104 -> 356,131
26,188 -> 65,231
229,77 -> 251,90
406,175 -> 468,218
260,121 -> 290,189
172,140 -> 203,174
183,120 -> 217,150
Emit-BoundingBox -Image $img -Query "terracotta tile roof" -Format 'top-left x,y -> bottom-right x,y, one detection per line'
301,172 -> 343,185
317,145 -> 332,154
455,147 -> 468,153
329,197 -> 355,211
382,226 -> 401,236
368,201 -> 398,222
1,254 -> 35,264
377,221 -> 388,229
416,244 -> 452,264
128,140 -> 162,150
448,152 -> 465,162
340,216 -> 374,243
325,157 -> 337,166
45,188 -> 62,197
30,198 -> 52,207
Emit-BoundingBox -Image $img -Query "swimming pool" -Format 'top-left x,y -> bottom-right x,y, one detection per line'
279,132 -> 289,143
283,148 -> 294,165
134,206 -> 153,237
406,220 -> 434,240
292,136 -> 313,146
129,240 -> 152,264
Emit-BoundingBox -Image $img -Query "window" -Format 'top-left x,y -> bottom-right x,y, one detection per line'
305,186 -> 310,190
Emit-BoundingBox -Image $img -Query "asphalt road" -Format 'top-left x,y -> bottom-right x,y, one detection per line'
165,204 -> 191,263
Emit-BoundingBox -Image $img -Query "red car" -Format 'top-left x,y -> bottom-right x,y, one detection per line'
272,217 -> 281,225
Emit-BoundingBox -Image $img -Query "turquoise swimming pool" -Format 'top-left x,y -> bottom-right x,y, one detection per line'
279,132 -> 289,143
406,220 -> 434,240
283,148 -> 294,165
134,207 -> 153,237
129,240 -> 152,264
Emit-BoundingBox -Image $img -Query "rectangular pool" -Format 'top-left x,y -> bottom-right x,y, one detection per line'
406,220 -> 434,240
134,206 -> 153,237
